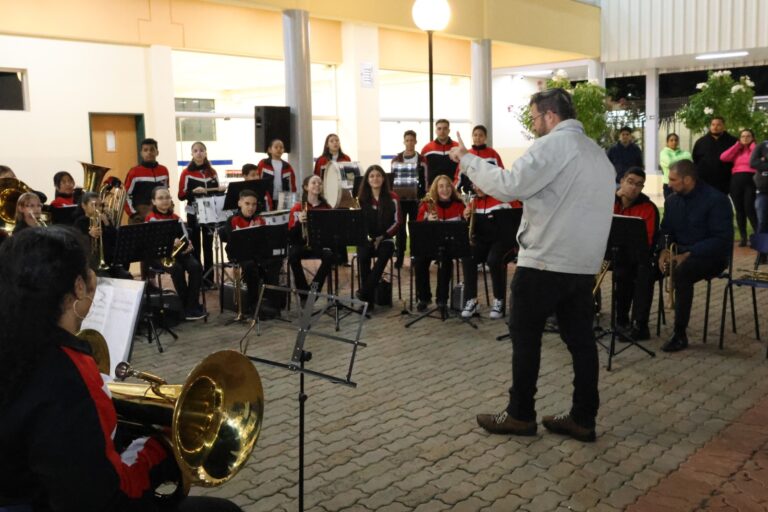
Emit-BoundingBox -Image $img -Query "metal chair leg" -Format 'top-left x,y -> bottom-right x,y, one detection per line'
703,280 -> 711,343
719,283 -> 729,350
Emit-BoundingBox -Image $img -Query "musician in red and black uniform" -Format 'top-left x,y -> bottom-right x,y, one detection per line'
242,163 -> 274,213
178,141 -> 226,284
355,165 -> 401,309
49,171 -> 82,224
221,189 -> 282,319
0,226 -> 240,512
460,185 -> 521,320
124,138 -> 170,224
288,175 -> 335,293
391,129 -> 428,268
414,175 -> 465,312
72,191 -> 128,278
146,186 -> 206,321
313,133 -> 351,179
257,138 -> 297,206
612,167 -> 659,341
421,119 -> 459,188
453,125 -> 504,195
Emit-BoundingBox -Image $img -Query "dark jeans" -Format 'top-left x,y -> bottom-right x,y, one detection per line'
187,213 -> 215,280
730,173 -> 758,241
241,257 -> 282,306
396,200 -> 418,262
673,256 -> 727,335
413,255 -> 453,304
289,245 -> 334,292
357,239 -> 395,301
170,252 -> 203,310
614,253 -> 656,327
506,268 -> 599,428
756,192 -> 768,234
461,238 -> 514,301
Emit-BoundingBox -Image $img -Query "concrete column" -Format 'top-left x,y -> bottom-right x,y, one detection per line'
337,23 -> 380,168
587,59 -> 605,87
471,39 -> 493,144
283,9 -> 313,182
644,68 -> 659,178
145,45 -> 178,193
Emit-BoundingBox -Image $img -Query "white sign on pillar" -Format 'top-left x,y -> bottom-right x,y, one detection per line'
361,62 -> 374,88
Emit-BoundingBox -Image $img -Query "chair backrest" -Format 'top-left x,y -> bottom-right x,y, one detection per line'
750,233 -> 768,256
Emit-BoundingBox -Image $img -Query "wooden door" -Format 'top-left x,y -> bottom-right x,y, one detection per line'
89,114 -> 139,185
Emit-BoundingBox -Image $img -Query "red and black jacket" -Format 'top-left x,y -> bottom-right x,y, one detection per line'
313,154 -> 351,178
257,158 -> 297,201
124,163 -> 170,216
360,191 -> 401,240
178,164 -> 221,215
468,195 -> 520,243
453,144 -> 504,193
391,151 -> 428,199
145,209 -> 184,239
416,198 -> 465,222
420,138 -> 459,186
288,200 -> 331,244
0,328 -> 172,511
50,192 -> 76,209
613,192 -> 659,247
220,212 -> 266,251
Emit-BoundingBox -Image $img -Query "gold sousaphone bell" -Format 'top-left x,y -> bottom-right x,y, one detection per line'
77,329 -> 264,493
0,177 -> 34,225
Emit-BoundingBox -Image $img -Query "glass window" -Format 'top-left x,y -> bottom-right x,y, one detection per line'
175,98 -> 216,142
0,70 -> 25,111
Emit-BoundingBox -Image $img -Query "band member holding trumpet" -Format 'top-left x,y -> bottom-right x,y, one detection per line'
0,227 -> 241,512
124,138 -> 170,223
657,159 -> 733,352
12,191 -> 46,235
147,186 -> 206,321
413,175 -> 465,312
611,168 -> 659,342
355,165 -> 401,309
72,192 -> 119,274
288,175 -> 334,294
257,138 -> 297,205
313,133 -> 351,179
460,184 -> 518,320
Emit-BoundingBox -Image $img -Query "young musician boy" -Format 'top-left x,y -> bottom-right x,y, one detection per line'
242,163 -> 273,212
391,130 -> 427,268
124,138 -> 170,224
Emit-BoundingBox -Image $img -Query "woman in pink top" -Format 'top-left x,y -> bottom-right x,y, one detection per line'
721,129 -> 758,246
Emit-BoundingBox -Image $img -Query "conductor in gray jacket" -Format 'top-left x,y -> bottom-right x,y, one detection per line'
450,88 -> 615,442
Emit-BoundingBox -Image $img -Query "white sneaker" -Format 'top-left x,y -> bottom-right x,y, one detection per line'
489,298 -> 504,319
461,298 -> 478,318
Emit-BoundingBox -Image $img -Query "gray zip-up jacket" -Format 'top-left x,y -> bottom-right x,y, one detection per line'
460,119 -> 615,275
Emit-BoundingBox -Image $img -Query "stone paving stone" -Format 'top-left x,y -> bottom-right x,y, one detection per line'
480,493 -> 528,512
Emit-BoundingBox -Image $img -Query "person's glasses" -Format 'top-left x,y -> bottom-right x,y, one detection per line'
531,112 -> 547,122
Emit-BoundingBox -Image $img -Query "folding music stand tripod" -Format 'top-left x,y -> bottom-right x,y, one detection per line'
113,221 -> 178,353
307,209 -> 367,330
405,220 -> 474,328
595,215 -> 656,370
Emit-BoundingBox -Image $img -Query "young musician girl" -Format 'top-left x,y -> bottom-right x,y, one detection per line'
49,171 -> 81,209
288,175 -> 335,293
413,175 -> 465,311
257,138 -> 297,206
460,184 -> 518,320
453,125 -> 504,194
72,191 -> 117,271
355,165 -> 401,308
178,141 -> 226,283
313,133 -> 351,178
12,191 -> 45,235
147,186 -> 206,321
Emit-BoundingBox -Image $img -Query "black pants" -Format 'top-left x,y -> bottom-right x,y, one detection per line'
613,253 -> 656,327
506,268 -> 598,428
396,200 -> 418,262
413,255 -> 453,304
673,256 -> 728,335
178,496 -> 241,512
730,173 -> 758,241
170,252 -> 203,310
289,245 -> 335,292
187,213 -> 214,280
356,239 -> 395,302
462,238 -> 514,301
240,257 -> 282,306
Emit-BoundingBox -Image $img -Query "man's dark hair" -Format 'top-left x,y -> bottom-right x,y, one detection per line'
711,116 -> 725,124
403,130 -> 417,139
140,138 -> 158,150
239,189 -> 258,200
53,171 -> 74,190
472,125 -> 487,136
242,163 -> 258,176
79,191 -> 99,206
666,133 -> 679,142
670,159 -> 697,180
529,88 -> 576,121
624,167 -> 646,180
619,126 -> 632,135
435,119 -> 450,127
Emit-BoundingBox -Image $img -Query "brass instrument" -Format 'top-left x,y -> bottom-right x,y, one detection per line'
88,210 -> 109,269
81,162 -> 127,227
233,265 -> 245,321
422,195 -> 437,220
467,193 -> 477,246
0,177 -> 34,228
78,330 -> 264,495
663,235 -> 677,309
592,260 -> 610,297
162,220 -> 190,269
735,268 -> 768,281
34,212 -> 50,227
301,201 -> 310,248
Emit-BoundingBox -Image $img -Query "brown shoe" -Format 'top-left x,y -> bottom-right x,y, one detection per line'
476,410 -> 537,436
542,413 -> 596,442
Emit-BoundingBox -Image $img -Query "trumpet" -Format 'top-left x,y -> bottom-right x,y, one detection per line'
162,235 -> 189,269
663,235 -> 677,309
301,201 -> 310,248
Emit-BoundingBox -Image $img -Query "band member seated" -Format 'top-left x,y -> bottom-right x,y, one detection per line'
124,137 -> 170,223
146,186 -> 206,321
413,175 -> 465,312
612,168 -> 659,341
13,191 -> 45,235
0,227 -> 241,512
453,125 -> 504,195
460,184 -> 518,320
288,175 -> 334,294
257,138 -> 297,206
391,129 -> 428,268
49,170 -> 82,212
221,189 -> 282,319
242,163 -> 274,212
72,191 -> 123,277
313,133 -> 351,178
355,165 -> 401,309
657,159 -> 733,352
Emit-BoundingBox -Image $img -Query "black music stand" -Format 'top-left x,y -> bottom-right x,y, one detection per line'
224,179 -> 272,213
596,215 -> 656,370
307,209 -> 366,330
51,205 -> 79,225
114,221 -> 178,353
405,220 -> 473,328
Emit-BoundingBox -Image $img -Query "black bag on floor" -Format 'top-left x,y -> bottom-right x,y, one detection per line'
375,279 -> 392,306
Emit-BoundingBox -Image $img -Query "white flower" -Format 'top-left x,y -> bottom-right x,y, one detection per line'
704,107 -> 714,115
746,79 -> 755,87
723,70 -> 732,75
696,82 -> 708,90
731,84 -> 745,93
554,69 -> 569,79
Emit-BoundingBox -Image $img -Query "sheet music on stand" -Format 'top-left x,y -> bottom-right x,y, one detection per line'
80,277 -> 145,378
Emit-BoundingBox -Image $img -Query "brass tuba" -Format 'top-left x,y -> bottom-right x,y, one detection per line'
0,177 -> 34,226
80,161 -> 127,226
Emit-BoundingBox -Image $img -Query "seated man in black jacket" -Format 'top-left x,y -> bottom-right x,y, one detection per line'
657,159 -> 733,352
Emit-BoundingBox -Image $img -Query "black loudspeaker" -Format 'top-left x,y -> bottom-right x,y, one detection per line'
254,106 -> 291,153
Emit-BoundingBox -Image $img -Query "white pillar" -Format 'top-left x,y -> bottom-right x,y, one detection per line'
145,45 -> 178,194
337,23 -> 380,168
644,68 -> 659,179
283,10 -> 313,182
587,59 -> 605,87
471,39 -> 493,144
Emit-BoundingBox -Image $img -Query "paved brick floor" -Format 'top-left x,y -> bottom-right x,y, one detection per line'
127,245 -> 768,511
